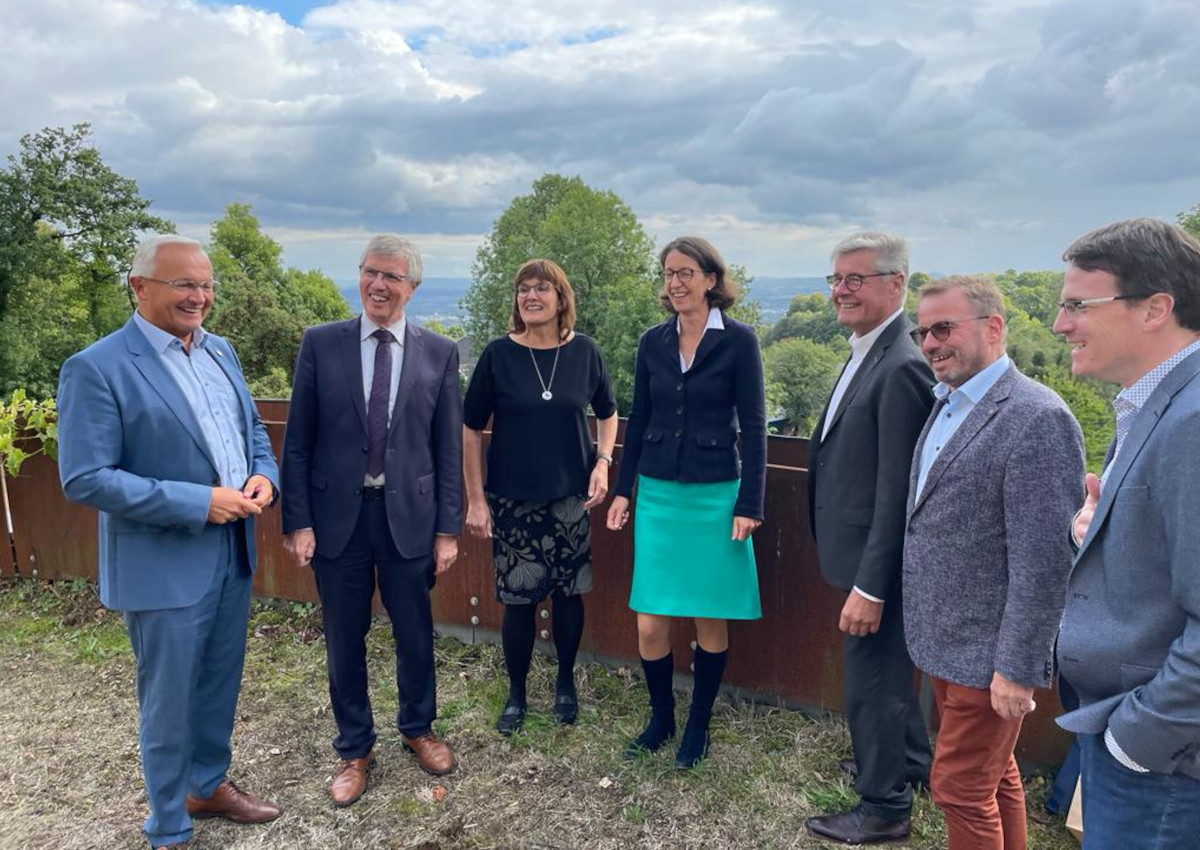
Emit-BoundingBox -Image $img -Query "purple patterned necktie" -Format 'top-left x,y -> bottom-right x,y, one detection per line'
367,328 -> 393,478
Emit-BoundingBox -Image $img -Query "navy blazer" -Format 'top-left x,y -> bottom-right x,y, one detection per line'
614,314 -> 766,520
281,316 -> 463,560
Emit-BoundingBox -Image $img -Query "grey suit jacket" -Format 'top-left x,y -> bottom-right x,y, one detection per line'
904,365 -> 1084,689
808,315 -> 934,599
1058,349 -> 1200,779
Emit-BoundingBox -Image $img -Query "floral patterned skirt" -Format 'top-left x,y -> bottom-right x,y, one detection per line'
486,491 -> 593,605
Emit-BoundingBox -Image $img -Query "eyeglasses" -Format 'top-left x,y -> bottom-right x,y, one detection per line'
139,276 -> 217,293
826,272 -> 895,291
910,316 -> 992,343
1057,294 -> 1141,315
662,267 -> 703,283
360,265 -> 412,286
517,282 -> 553,297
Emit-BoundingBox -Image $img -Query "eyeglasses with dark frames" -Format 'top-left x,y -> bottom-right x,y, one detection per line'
910,315 -> 992,344
1057,294 -> 1142,315
825,272 -> 896,291
517,282 -> 553,297
662,267 -> 704,283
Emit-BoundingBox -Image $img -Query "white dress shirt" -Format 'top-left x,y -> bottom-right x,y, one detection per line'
677,307 -> 725,372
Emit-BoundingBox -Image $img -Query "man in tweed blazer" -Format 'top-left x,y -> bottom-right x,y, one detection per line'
903,275 -> 1083,849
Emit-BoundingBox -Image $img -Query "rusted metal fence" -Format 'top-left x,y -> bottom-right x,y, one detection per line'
1,401 -> 1071,767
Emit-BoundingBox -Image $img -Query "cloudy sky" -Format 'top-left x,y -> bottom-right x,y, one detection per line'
3,0 -> 1198,279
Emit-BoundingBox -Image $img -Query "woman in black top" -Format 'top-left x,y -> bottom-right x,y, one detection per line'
606,235 -> 766,768
463,259 -> 619,736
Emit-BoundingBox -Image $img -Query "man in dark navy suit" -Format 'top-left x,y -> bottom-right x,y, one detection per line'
282,234 -> 463,807
805,232 -> 934,845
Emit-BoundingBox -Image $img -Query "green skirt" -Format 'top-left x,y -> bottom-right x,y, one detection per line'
629,475 -> 762,619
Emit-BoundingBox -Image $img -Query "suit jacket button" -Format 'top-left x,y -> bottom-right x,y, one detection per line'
710,438 -> 717,445
676,406 -> 684,415
361,446 -> 368,453
674,429 -> 682,438
676,383 -> 684,391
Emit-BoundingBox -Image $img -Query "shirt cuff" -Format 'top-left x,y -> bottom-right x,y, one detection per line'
852,586 -> 884,604
1104,727 -> 1150,773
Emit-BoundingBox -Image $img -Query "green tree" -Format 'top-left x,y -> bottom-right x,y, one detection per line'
763,292 -> 847,348
762,337 -> 844,436
1179,203 -> 1200,239
205,203 -> 349,395
1040,365 -> 1115,473
464,174 -> 663,410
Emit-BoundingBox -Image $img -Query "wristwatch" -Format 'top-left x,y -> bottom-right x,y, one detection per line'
596,452 -> 614,465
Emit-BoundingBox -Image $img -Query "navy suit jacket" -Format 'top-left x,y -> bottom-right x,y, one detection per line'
57,317 -> 278,612
281,316 -> 463,560
1058,348 -> 1200,779
614,313 -> 766,520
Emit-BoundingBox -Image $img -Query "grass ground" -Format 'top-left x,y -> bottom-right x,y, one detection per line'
0,578 -> 1079,849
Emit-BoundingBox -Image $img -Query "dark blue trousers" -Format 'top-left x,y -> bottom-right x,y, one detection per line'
313,497 -> 437,758
125,525 -> 251,847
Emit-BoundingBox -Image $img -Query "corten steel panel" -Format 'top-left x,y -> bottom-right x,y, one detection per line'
11,413 -> 1072,765
7,451 -> 98,581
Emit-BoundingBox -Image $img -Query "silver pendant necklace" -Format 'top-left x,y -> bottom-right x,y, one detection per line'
525,336 -> 561,401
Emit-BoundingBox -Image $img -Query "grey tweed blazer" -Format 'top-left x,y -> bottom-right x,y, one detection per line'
903,365 -> 1084,689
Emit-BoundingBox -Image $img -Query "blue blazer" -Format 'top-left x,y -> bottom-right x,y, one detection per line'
281,317 -> 463,560
1058,349 -> 1200,779
57,317 -> 278,612
614,314 -> 766,520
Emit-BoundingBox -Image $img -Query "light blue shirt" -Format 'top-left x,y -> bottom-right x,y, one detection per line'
360,313 -> 406,486
133,311 -> 248,488
1105,337 -> 1200,484
915,354 -> 1011,499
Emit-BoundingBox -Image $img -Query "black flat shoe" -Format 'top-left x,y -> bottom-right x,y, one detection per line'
554,692 -> 578,725
496,701 -> 526,737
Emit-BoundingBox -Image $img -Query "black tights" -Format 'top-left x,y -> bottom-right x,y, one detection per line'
501,593 -> 584,705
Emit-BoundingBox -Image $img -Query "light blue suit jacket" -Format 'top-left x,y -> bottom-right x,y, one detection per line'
1057,349 -> 1200,779
57,316 -> 278,612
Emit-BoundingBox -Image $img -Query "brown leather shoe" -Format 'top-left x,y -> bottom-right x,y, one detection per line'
400,732 -> 456,775
185,779 -> 282,824
330,750 -> 375,807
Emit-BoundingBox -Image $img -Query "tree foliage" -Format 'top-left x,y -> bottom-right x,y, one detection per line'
463,174 -> 663,410
763,337 -> 844,436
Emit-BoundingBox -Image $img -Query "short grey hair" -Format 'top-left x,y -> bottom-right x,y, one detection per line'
831,231 -> 909,278
360,234 -> 423,287
130,234 -> 204,278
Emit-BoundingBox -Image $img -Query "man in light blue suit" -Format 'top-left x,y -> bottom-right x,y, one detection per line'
58,235 -> 282,849
1054,218 -> 1200,849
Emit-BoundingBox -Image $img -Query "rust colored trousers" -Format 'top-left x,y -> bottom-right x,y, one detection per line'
930,677 -> 1028,850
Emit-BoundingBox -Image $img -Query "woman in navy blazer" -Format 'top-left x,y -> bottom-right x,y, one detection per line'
606,235 -> 766,768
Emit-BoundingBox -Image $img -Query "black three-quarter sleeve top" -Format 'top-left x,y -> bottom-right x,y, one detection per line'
463,333 -> 617,502
613,314 -> 767,520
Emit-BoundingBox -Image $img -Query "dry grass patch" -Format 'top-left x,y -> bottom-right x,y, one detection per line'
0,578 -> 1078,849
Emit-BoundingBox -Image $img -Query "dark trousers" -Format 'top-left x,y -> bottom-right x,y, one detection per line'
843,592 -> 932,820
125,524 -> 251,847
313,497 -> 437,758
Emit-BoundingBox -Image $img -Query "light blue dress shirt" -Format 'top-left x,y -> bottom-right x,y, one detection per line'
360,313 -> 406,486
133,311 -> 248,488
915,354 -> 1011,499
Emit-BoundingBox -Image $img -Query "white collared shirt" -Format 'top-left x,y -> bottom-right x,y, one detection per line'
820,307 -> 906,442
360,313 -> 406,485
678,307 -> 725,372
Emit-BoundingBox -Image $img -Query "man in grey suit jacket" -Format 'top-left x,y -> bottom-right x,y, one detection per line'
1054,218 -> 1200,848
903,275 -> 1083,848
806,232 -> 934,845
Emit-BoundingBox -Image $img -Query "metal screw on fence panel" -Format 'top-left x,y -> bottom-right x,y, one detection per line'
470,596 -> 478,606
470,615 -> 480,626
539,608 -> 550,619
539,629 -> 550,640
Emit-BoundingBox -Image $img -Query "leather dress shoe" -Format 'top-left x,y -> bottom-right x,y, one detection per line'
806,805 -> 910,845
401,731 -> 456,775
554,692 -> 578,725
185,779 -> 281,824
330,750 -> 375,807
496,701 -> 527,737
839,758 -> 930,793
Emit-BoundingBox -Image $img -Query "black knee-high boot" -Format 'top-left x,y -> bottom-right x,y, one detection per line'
675,646 -> 728,768
624,653 -> 676,758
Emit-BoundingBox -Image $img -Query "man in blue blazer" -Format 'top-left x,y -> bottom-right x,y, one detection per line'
282,234 -> 463,807
58,235 -> 282,849
1054,218 -> 1200,848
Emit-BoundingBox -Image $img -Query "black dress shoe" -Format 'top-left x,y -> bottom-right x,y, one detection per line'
838,758 -> 930,793
496,701 -> 526,737
806,805 -> 910,845
554,692 -> 578,725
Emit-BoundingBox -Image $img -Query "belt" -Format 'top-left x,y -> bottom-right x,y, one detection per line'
362,485 -> 386,501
